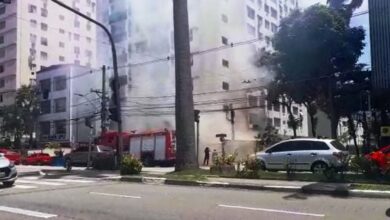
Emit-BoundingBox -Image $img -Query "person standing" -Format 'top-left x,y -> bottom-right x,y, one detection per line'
203,147 -> 210,166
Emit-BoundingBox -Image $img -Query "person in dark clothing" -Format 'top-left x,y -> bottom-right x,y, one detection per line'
203,147 -> 210,166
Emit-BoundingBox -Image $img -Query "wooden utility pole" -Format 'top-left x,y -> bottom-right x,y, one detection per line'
173,0 -> 198,171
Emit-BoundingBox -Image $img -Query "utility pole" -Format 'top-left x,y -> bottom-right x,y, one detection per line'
173,0 -> 198,170
51,0 -> 123,165
101,65 -> 107,134
328,77 -> 337,139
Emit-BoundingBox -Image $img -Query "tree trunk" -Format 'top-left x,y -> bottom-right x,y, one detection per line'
347,114 -> 359,157
173,0 -> 198,171
309,112 -> 317,138
286,105 -> 297,138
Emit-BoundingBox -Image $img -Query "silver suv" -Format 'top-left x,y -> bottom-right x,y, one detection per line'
256,139 -> 348,173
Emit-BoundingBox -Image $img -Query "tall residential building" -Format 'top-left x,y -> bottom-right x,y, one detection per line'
100,0 -> 305,158
369,0 -> 390,91
0,0 -> 97,106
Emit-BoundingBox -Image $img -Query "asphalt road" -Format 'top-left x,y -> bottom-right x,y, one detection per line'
0,175 -> 389,220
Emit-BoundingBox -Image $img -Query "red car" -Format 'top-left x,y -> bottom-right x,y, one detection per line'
365,145 -> 390,172
23,153 -> 53,166
0,148 -> 21,165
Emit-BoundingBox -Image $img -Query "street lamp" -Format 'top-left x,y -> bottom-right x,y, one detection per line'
51,0 -> 123,166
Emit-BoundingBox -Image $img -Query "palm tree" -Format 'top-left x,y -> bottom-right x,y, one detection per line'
172,0 -> 198,171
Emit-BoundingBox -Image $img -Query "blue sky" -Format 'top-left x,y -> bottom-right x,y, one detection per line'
300,0 -> 371,68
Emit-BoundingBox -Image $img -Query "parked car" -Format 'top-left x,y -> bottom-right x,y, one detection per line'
256,139 -> 349,173
23,153 -> 53,166
0,148 -> 21,165
365,145 -> 390,172
0,153 -> 17,187
64,145 -> 115,168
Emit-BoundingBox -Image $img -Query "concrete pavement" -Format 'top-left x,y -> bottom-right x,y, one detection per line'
0,178 -> 389,219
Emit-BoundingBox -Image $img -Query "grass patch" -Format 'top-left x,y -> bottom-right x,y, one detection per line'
164,169 -> 212,181
352,183 -> 390,191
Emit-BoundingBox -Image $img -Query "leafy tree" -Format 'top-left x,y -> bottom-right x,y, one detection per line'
259,5 -> 365,138
327,0 -> 364,23
255,125 -> 282,150
1,85 -> 40,149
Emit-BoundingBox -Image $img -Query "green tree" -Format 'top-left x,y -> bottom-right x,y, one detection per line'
259,5 -> 365,138
327,0 -> 364,23
1,85 -> 40,149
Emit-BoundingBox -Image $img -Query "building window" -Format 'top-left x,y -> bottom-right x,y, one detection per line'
247,24 -> 255,36
221,14 -> 228,23
54,76 -> 66,91
0,21 -> 5,30
222,81 -> 229,91
54,120 -> 66,135
267,101 -> 272,110
74,47 -> 80,54
0,6 -> 6,15
258,0 -> 263,9
41,23 -> 48,31
85,50 -> 92,57
267,118 -> 272,126
59,42 -> 65,48
282,105 -> 286,113
73,33 -> 80,41
40,51 -> 48,60
271,23 -> 278,33
59,28 -> 65,34
222,59 -> 229,68
274,118 -> 281,127
86,37 -> 92,43
0,79 -> 4,88
0,48 -> 5,57
257,15 -> 263,29
54,98 -> 66,113
247,6 -> 255,19
41,8 -> 48,17
59,56 -> 65,62
271,7 -> 277,18
265,36 -> 271,46
59,14 -> 65,20
0,65 -> 4,73
0,94 -> 3,102
0,36 -> 4,44
28,4 -> 37,13
41,37 -> 48,46
248,95 -> 258,107
293,106 -> 299,115
265,4 -> 269,13
74,20 -> 80,28
39,121 -> 50,136
40,100 -> 51,114
259,97 -> 265,107
221,36 -> 228,45
274,102 -> 280,112
265,20 -> 270,29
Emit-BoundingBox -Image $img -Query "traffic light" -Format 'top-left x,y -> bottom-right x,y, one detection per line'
194,109 -> 200,123
109,78 -> 119,122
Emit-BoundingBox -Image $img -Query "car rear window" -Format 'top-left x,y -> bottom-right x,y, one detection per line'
331,141 -> 346,151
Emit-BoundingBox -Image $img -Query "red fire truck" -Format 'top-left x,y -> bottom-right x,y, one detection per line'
98,129 -> 176,166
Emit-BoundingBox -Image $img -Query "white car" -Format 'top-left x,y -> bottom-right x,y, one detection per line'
256,139 -> 348,173
0,153 -> 17,187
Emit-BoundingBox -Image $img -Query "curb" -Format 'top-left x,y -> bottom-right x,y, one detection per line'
120,176 -> 390,199
18,171 -> 41,177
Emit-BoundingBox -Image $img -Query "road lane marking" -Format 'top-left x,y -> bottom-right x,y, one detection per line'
17,180 -> 65,186
42,179 -> 95,184
0,206 -> 57,219
14,185 -> 38,189
218,204 -> 325,218
89,192 -> 141,199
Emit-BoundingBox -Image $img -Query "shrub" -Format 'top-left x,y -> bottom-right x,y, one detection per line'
236,157 -> 262,179
348,156 -> 380,177
120,154 -> 142,175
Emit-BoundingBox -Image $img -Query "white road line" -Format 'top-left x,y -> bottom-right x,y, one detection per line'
218,204 -> 325,218
17,180 -> 65,186
89,192 -> 141,199
0,206 -> 57,219
42,179 -> 96,184
14,185 -> 38,189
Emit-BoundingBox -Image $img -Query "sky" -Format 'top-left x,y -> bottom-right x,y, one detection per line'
300,0 -> 371,68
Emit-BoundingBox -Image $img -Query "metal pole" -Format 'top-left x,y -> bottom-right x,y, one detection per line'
51,0 -> 123,164
196,122 -> 199,161
87,126 -> 93,169
101,65 -> 107,134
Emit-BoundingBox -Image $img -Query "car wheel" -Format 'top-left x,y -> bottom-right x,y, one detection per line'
3,181 -> 15,187
259,160 -> 266,171
311,161 -> 328,174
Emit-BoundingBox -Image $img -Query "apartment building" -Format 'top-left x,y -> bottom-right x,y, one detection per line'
100,0 -> 306,158
0,0 -> 97,106
37,64 -> 101,147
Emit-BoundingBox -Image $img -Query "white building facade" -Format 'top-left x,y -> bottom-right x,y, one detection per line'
99,0 -> 307,158
0,0 -> 97,106
37,64 -> 101,147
